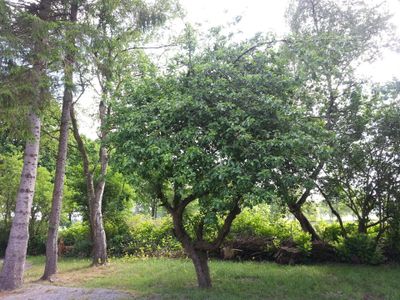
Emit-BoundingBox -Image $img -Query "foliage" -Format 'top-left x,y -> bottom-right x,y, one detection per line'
0,153 -> 23,228
317,222 -> 357,243
335,233 -> 384,265
293,232 -> 312,255
276,0 -> 394,241
0,152 -> 54,256
59,222 -> 92,257
109,215 -> 181,257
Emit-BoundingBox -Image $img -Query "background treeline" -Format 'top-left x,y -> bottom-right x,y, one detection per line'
0,0 -> 399,290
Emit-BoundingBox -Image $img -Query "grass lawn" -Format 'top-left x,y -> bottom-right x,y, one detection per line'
18,256 -> 400,299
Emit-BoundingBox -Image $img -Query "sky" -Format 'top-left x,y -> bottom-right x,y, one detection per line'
178,0 -> 400,82
78,0 -> 400,139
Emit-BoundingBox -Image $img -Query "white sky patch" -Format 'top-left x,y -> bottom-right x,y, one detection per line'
78,0 -> 400,139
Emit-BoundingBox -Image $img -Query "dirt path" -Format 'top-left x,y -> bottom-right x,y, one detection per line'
0,283 -> 135,300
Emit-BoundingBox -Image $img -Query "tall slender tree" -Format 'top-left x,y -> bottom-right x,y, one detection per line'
0,0 -> 53,290
42,0 -> 80,281
70,0 -> 179,265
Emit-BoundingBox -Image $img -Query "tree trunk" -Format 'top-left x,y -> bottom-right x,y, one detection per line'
91,101 -> 109,265
41,3 -> 77,280
70,106 -> 108,266
189,247 -> 211,288
91,188 -> 107,265
289,204 -> 321,241
151,200 -> 157,218
319,188 -> 347,238
0,112 -> 41,290
41,73 -> 73,280
358,220 -> 367,234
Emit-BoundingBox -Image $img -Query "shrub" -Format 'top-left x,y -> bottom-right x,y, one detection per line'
110,215 -> 182,257
228,205 -> 312,259
59,222 -> 91,257
28,234 -> 46,255
335,233 -> 384,265
383,219 -> 400,262
319,223 -> 343,243
293,232 -> 312,255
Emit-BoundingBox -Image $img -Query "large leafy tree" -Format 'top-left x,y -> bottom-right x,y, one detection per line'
280,0 -> 392,240
320,84 -> 400,241
112,30 -> 318,288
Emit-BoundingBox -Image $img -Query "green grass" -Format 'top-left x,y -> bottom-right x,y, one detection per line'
19,256 -> 400,299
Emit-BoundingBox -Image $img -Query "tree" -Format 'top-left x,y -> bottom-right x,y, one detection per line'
0,0 -> 54,290
42,0 -> 80,281
320,84 -> 400,241
281,0 -> 392,240
69,0 -> 179,265
113,30 -> 309,287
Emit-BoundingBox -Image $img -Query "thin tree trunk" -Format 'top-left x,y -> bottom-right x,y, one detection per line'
289,204 -> 321,241
41,75 -> 71,279
41,2 -> 78,281
91,101 -> 108,265
92,188 -> 107,265
70,105 -> 108,265
0,112 -> 41,290
319,187 -> 347,238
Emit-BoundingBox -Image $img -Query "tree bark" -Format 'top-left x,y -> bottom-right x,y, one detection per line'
172,212 -> 212,288
41,2 -> 78,281
70,105 -> 108,265
358,220 -> 367,234
318,187 -> 347,238
289,204 -> 321,241
91,186 -> 107,265
0,112 -> 41,290
169,196 -> 240,288
188,247 -> 211,288
91,101 -> 108,265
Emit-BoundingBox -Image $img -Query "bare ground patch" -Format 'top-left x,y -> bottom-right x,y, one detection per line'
0,283 -> 135,300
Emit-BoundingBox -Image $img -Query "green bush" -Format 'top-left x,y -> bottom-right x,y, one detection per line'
293,232 -> 312,255
125,215 -> 181,257
335,233 -> 384,265
59,222 -> 91,257
231,205 -> 300,242
229,205 -> 312,256
108,215 -> 182,257
27,234 -> 46,255
317,222 -> 360,243
383,218 -> 400,262
318,222 -> 343,243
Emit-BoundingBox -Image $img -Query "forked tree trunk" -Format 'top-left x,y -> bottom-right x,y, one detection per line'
42,3 -> 78,281
0,112 -> 41,290
169,198 -> 240,289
